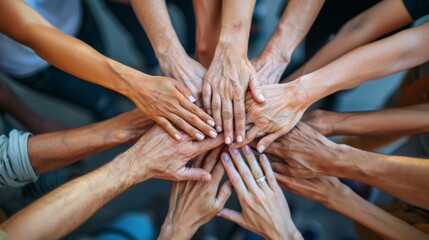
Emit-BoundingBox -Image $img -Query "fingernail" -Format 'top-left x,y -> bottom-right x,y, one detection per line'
258,145 -> 266,153
188,96 -> 197,103
261,154 -> 268,162
256,132 -> 266,137
216,213 -> 222,217
207,119 -> 215,127
244,145 -> 251,154
207,109 -> 212,115
230,148 -> 239,155
174,134 -> 181,140
195,132 -> 205,140
209,130 -> 218,138
216,126 -> 222,132
258,93 -> 265,101
221,152 -> 230,162
237,135 -> 243,143
225,136 -> 232,144
202,174 -> 211,181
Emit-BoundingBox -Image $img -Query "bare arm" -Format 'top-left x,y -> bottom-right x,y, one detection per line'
0,0 -> 216,141
253,0 -> 325,85
275,176 -> 428,240
285,0 -> 413,82
303,104 -> 429,136
28,109 -> 154,174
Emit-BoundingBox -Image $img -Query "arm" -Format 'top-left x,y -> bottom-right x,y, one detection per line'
243,20 -> 429,151
28,109 -> 154,174
1,124 -> 225,239
193,0 -> 221,68
274,175 -> 428,240
285,0 -> 413,82
203,0 -> 265,145
0,0 -> 216,141
266,123 -> 429,210
253,0 -> 325,85
131,0 -> 206,101
303,104 -> 429,136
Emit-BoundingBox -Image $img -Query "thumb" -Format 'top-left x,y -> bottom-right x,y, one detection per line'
217,208 -> 244,226
248,74 -> 265,103
216,181 -> 233,207
178,167 -> 212,182
173,79 -> 197,103
257,129 -> 287,153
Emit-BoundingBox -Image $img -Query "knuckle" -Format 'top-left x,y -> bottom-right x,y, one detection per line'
223,110 -> 233,119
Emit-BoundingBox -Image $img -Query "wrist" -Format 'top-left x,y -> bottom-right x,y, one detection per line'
159,219 -> 195,240
113,150 -> 151,184
263,35 -> 292,66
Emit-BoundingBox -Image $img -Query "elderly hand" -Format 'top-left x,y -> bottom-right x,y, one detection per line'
203,47 -> 265,145
261,122 -> 341,178
251,50 -> 288,86
302,109 -> 344,136
122,125 -> 224,183
235,81 -> 311,152
107,109 -> 155,143
158,147 -> 232,240
129,75 -> 217,141
218,146 -> 302,240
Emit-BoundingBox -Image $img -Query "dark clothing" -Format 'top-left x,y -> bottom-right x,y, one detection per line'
402,0 -> 429,20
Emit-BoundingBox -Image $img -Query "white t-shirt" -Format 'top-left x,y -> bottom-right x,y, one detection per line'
0,0 -> 82,77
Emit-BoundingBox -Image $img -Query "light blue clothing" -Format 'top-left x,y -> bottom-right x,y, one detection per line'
0,0 -> 82,77
93,213 -> 155,240
0,130 -> 37,187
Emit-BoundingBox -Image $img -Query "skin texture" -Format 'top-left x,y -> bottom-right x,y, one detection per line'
218,146 -> 303,240
27,109 -> 154,174
274,175 -> 429,240
193,0 -> 221,68
158,147 -> 232,240
303,104 -> 429,136
252,0 -> 325,85
0,124 -> 224,240
285,0 -> 413,82
0,0 -> 216,141
262,123 -> 429,210
203,0 -> 265,145
131,0 -> 208,105
244,20 -> 429,152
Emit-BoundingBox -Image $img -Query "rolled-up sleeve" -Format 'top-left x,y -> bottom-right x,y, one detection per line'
0,130 -> 38,187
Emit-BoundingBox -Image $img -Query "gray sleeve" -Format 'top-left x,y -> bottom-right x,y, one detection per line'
0,129 -> 38,188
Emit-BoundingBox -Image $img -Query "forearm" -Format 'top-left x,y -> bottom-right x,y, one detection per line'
328,104 -> 429,136
297,21 -> 429,104
1,156 -> 141,240
327,186 -> 428,240
331,145 -> 429,209
217,0 -> 256,55
131,0 -> 186,59
27,116 -> 143,174
285,0 -> 412,82
264,0 -> 324,65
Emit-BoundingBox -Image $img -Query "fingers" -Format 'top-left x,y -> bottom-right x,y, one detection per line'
231,125 -> 260,148
259,154 -> 280,191
233,97 -> 246,144
178,167 -> 212,182
202,82 -> 213,115
228,148 -> 260,192
169,113 -> 207,141
222,98 -> 234,144
212,93 -> 223,133
221,152 -> 248,197
217,208 -> 244,226
192,134 -> 225,156
271,162 -> 293,176
248,74 -> 265,103
215,181 -> 232,208
179,100 -> 217,139
211,159 -> 226,185
257,128 -> 288,153
154,116 -> 181,140
174,80 -> 197,103
202,147 -> 223,172
242,145 -> 269,191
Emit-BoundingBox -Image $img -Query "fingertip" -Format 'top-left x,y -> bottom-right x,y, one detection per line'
188,95 -> 197,103
257,144 -> 266,153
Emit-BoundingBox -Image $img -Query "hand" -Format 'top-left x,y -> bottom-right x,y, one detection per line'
158,53 -> 206,104
159,147 -> 232,240
263,122 -> 341,178
129,75 -> 217,141
236,81 -> 311,152
273,167 -> 349,209
122,125 -> 224,183
107,109 -> 155,143
251,50 -> 288,86
218,146 -> 302,240
203,48 -> 265,145
302,109 -> 343,136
